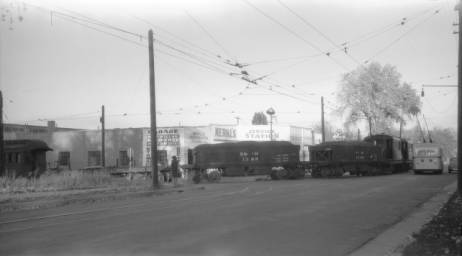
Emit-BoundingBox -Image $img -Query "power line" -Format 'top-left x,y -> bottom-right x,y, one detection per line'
156,40 -> 234,72
132,15 -> 227,61
364,9 -> 441,63
24,2 -> 244,78
24,2 -> 144,39
244,53 -> 323,65
241,0 -> 350,71
276,0 -> 361,65
184,11 -> 236,61
342,5 -> 441,50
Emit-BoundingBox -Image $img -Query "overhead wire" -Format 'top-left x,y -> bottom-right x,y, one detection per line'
26,4 -> 240,78
364,9 -> 442,63
184,11 -> 237,62
131,15 -> 229,61
241,0 -> 350,71
276,0 -> 361,65
24,1 -> 243,76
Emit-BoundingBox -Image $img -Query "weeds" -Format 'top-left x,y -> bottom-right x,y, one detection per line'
0,171 -> 151,193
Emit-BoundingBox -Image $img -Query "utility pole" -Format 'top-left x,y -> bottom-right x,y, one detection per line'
266,108 -> 275,141
321,96 -> 325,143
456,0 -> 462,195
100,105 -> 105,167
149,29 -> 159,188
0,91 -> 4,176
311,129 -> 315,144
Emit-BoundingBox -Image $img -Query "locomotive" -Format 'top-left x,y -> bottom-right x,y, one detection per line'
188,134 -> 412,182
190,141 -> 305,182
309,134 -> 412,178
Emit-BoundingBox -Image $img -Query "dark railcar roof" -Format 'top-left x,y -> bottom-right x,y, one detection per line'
364,134 -> 404,141
5,140 -> 53,151
310,140 -> 375,149
194,141 -> 296,150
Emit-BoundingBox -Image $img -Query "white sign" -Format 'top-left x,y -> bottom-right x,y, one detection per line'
236,125 -> 290,141
212,125 -> 237,141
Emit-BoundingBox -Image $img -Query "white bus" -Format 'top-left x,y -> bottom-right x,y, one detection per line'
413,143 -> 443,174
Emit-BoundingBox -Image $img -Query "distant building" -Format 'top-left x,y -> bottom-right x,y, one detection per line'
3,122 -> 319,170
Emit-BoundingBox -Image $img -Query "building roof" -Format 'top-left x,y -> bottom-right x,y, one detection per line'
5,140 -> 53,151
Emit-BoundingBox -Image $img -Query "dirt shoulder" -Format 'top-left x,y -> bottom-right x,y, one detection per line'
402,192 -> 462,256
0,175 -> 263,213
0,184 -> 203,213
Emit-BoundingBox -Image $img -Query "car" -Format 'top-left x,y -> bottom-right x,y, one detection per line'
448,157 -> 458,173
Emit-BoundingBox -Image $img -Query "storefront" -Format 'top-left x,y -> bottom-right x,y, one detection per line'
4,123 -> 317,170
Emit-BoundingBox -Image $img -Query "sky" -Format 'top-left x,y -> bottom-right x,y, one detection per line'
0,0 -> 459,132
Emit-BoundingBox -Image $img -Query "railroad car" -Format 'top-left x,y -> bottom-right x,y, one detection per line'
2,139 -> 53,178
412,143 -> 443,174
364,134 -> 412,173
308,134 -> 412,178
309,141 -> 383,177
190,141 -> 305,182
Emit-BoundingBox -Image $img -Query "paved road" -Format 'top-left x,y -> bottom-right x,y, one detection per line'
0,173 -> 456,256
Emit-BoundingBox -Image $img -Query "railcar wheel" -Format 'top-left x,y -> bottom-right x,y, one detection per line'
192,173 -> 202,184
311,168 -> 321,178
320,168 -> 330,178
270,169 -> 280,180
295,168 -> 306,179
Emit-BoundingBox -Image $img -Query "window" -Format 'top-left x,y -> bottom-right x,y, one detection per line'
88,151 -> 101,166
158,150 -> 168,166
7,152 -> 13,163
119,150 -> 129,167
58,152 -> 70,166
15,153 -> 21,163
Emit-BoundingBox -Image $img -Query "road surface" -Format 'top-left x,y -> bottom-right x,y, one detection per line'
0,173 -> 456,256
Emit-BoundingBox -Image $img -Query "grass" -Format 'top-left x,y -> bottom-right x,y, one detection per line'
0,170 -> 151,194
402,192 -> 462,256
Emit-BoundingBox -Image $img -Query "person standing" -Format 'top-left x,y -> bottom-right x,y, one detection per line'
170,156 -> 180,186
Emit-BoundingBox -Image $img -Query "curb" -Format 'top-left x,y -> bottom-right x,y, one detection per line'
349,181 -> 457,256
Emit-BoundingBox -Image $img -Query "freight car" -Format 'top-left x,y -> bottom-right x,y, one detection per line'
309,134 -> 412,178
190,141 -> 305,182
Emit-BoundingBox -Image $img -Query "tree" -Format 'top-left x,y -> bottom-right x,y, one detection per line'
313,121 -> 335,141
337,62 -> 421,135
251,112 -> 268,125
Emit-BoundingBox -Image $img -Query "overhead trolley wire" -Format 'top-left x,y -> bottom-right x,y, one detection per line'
364,9 -> 441,63
184,11 -> 237,62
241,0 -> 350,71
276,0 -> 361,65
132,15 -> 231,61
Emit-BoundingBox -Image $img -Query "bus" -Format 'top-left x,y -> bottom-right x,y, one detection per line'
412,143 -> 443,174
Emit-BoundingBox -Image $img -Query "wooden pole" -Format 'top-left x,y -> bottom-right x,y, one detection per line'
149,29 -> 159,188
101,105 -> 105,167
0,91 -> 4,176
321,96 -> 325,143
456,0 -> 462,195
